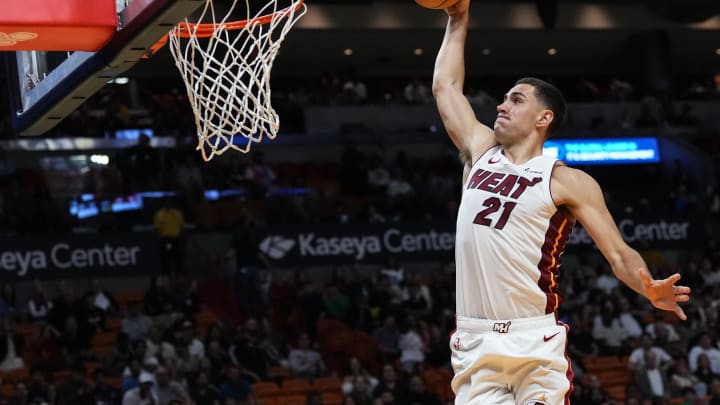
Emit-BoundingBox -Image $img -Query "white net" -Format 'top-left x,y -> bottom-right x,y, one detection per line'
168,0 -> 306,161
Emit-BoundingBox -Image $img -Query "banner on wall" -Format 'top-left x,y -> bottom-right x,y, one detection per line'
0,233 -> 160,279
255,217 -> 704,266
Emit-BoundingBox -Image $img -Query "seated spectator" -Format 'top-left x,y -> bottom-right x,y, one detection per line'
342,357 -> 379,396
628,334 -> 672,370
55,364 -> 92,405
59,316 -> 91,367
178,320 -> 205,360
372,364 -> 407,403
27,280 -> 53,323
406,374 -> 441,405
592,306 -> 628,355
635,351 -> 670,402
27,368 -> 50,404
122,371 -> 158,405
349,375 -> 374,405
287,333 -> 325,380
146,326 -> 176,365
671,360 -> 705,397
397,317 -> 424,374
122,358 -> 144,393
189,371 -> 221,405
0,318 -> 24,372
91,368 -> 121,404
695,353 -> 719,387
174,345 -> 200,382
143,275 -> 174,317
88,279 -> 118,315
689,332 -> 720,374
322,285 -> 351,321
123,301 -> 153,341
645,314 -> 681,346
0,282 -> 19,319
154,366 -> 190,405
617,296 -> 643,339
219,365 -> 254,404
372,315 -> 400,361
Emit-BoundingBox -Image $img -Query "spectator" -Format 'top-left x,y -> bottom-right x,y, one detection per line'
635,351 -> 671,402
342,357 -> 379,396
628,334 -> 672,371
143,276 -> 174,317
0,318 -> 24,372
218,365 -> 254,404
406,374 -> 441,405
154,366 -> 190,405
59,316 -> 91,367
123,301 -> 153,341
287,333 -> 325,380
244,152 -> 277,198
349,375 -> 374,405
372,364 -> 406,403
91,368 -> 122,405
189,371 -> 221,405
55,364 -> 92,405
88,279 -> 118,315
146,326 -> 176,365
617,296 -> 644,339
27,280 -> 53,323
397,317 -> 424,374
0,282 -> 18,319
670,361 -> 704,397
592,305 -> 628,355
123,358 -> 145,393
153,198 -> 186,275
178,320 -> 205,360
689,332 -> 720,374
372,315 -> 400,361
122,371 -> 159,405
695,353 -> 719,387
323,285 -> 351,321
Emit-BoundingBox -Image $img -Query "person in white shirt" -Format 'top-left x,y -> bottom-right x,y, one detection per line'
287,333 -> 326,379
628,334 -> 672,370
617,297 -> 644,338
688,332 -> 720,374
635,351 -> 670,402
122,372 -> 159,405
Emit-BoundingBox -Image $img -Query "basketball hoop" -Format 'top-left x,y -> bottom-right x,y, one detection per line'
152,0 -> 306,161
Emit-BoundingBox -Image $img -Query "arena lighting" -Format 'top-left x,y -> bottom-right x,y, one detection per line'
716,48 -> 720,55
413,48 -> 423,56
343,48 -> 353,56
482,48 -> 491,55
89,154 -> 110,165
547,47 -> 558,56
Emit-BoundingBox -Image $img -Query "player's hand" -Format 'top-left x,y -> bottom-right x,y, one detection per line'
640,270 -> 691,320
446,0 -> 470,16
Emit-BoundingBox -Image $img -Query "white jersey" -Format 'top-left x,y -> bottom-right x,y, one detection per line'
455,145 -> 574,320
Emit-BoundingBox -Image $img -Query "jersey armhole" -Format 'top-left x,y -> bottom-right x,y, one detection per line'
548,160 -> 567,208
470,144 -> 500,168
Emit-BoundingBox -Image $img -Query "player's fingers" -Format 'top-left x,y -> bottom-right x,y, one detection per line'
663,273 -> 682,285
674,286 -> 691,295
675,294 -> 690,303
674,305 -> 687,321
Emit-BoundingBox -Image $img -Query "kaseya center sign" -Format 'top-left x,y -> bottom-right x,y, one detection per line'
257,218 -> 702,265
0,233 -> 159,278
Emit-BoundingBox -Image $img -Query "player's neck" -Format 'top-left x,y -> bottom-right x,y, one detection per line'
499,139 -> 544,165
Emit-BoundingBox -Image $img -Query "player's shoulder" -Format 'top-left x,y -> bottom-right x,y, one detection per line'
551,164 -> 602,206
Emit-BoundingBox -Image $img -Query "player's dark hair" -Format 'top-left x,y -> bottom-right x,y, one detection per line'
515,77 -> 566,138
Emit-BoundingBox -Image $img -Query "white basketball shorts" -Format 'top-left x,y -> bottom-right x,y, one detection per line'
450,313 -> 573,405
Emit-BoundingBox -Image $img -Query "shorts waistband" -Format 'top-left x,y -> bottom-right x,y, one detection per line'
455,313 -> 558,333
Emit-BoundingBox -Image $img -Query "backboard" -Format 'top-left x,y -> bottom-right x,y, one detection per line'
5,0 -> 204,136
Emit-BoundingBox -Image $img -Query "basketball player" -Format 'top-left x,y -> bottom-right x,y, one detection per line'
433,1 -> 691,404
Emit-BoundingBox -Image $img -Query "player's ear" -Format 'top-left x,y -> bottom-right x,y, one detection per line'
537,109 -> 554,129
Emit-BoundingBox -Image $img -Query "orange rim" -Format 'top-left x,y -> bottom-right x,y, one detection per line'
145,0 -> 304,57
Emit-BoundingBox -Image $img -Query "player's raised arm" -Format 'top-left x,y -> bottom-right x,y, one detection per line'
551,165 -> 691,320
432,0 -> 496,163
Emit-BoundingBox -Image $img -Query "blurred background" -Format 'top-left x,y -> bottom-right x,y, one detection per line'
0,0 -> 719,404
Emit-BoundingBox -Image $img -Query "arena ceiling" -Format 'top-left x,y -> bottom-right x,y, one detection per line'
127,1 -> 720,77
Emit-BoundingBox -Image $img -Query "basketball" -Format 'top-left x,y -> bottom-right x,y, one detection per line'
414,0 -> 461,10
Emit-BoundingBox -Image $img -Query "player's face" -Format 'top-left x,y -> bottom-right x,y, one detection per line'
494,83 -> 546,141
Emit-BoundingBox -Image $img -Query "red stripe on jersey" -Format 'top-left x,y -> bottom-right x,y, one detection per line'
537,211 -> 573,314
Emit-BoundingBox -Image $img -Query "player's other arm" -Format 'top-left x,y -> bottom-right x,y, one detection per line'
432,0 -> 496,163
552,166 -> 691,320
